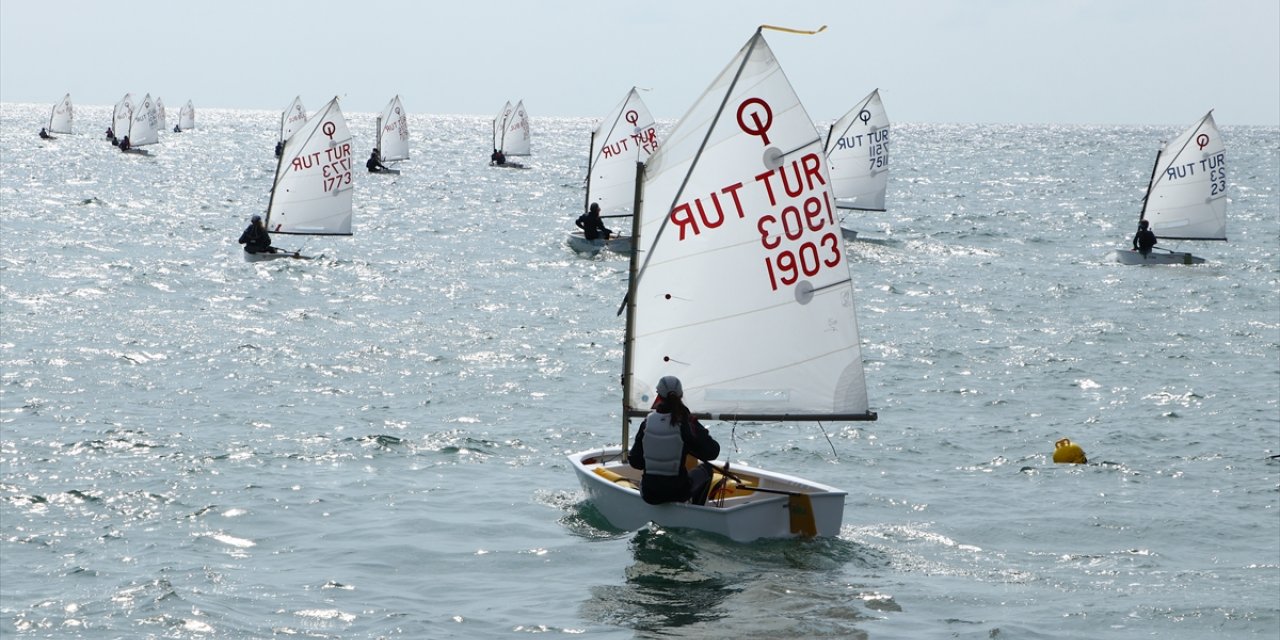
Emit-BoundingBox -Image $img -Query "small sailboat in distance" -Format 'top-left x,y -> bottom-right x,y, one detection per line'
278,96 -> 307,156
824,89 -> 890,239
48,93 -> 73,135
568,25 -> 876,542
371,94 -> 408,175
156,97 -> 167,132
1109,110 -> 1226,265
177,100 -> 195,131
121,93 -> 160,155
489,100 -> 527,169
568,87 -> 659,255
110,93 -> 132,144
246,96 -> 353,262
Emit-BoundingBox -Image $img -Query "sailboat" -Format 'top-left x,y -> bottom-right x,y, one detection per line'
246,96 -> 353,263
121,93 -> 160,155
371,94 -> 409,175
567,87 -> 659,255
824,89 -> 890,239
47,93 -> 73,136
488,98 -> 529,166
1109,111 -> 1226,265
277,96 -> 307,156
156,97 -> 167,132
177,100 -> 195,131
110,93 -> 132,143
568,26 -> 877,542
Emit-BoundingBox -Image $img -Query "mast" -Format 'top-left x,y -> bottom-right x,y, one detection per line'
583,131 -> 595,212
620,161 -> 645,455
376,116 -> 383,161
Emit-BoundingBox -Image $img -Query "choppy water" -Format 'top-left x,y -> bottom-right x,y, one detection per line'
2,103 -> 1278,639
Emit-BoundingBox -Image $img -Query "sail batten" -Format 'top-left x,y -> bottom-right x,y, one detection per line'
625,31 -> 872,420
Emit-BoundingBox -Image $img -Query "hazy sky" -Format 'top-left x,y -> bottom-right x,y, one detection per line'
2,0 -> 1277,125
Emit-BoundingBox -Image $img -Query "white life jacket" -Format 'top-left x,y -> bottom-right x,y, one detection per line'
642,411 -> 683,476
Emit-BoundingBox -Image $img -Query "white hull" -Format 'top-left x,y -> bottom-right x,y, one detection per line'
566,232 -> 632,255
568,448 -> 846,542
243,250 -> 310,263
840,226 -> 858,241
1108,249 -> 1205,265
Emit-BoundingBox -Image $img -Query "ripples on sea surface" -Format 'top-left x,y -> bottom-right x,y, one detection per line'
1,103 -> 1277,639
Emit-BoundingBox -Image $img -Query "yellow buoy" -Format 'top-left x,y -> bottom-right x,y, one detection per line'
1053,438 -> 1087,464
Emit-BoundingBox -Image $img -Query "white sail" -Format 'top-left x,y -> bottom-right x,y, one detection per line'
112,93 -> 133,137
376,95 -> 409,163
128,93 -> 160,147
824,89 -> 889,210
586,87 -> 659,216
627,31 -> 870,419
280,96 -> 307,142
266,97 -> 354,236
178,100 -> 195,130
1141,111 -> 1227,241
155,97 -> 167,131
492,101 -> 512,151
501,100 -> 531,156
48,93 -> 73,134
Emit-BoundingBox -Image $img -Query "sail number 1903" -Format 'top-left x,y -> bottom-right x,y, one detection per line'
758,192 -> 843,291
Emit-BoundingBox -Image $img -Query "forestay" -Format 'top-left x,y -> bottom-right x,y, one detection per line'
1141,111 -> 1227,241
280,96 -> 307,143
49,93 -> 73,134
178,100 -> 195,130
128,94 -> 160,147
824,89 -> 889,211
266,96 -> 353,236
586,87 -> 659,216
112,94 -> 133,136
377,95 -> 410,162
503,100 -> 531,156
627,31 -> 871,421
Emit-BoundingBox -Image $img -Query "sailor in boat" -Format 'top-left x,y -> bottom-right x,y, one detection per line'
238,214 -> 279,255
39,127 -> 51,139
628,376 -> 721,506
1132,219 -> 1157,257
173,124 -> 181,133
118,135 -> 131,152
575,203 -> 613,241
366,148 -> 389,173
106,127 -> 117,145
489,148 -> 506,166
274,140 -> 284,158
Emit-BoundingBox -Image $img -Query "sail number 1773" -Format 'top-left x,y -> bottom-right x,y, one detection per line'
759,191 -> 843,291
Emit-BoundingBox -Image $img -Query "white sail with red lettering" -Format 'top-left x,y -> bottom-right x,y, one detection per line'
376,95 -> 409,163
155,97 -> 167,131
112,93 -> 133,137
128,93 -> 161,147
628,30 -> 870,420
824,88 -> 889,211
178,100 -> 195,130
502,100 -> 531,156
280,96 -> 307,143
585,87 -> 658,217
265,97 -> 353,236
1142,111 -> 1227,241
49,93 -> 73,134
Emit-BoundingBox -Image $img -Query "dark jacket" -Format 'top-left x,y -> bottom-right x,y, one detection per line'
1133,228 -> 1157,254
367,153 -> 386,172
629,400 -> 720,505
238,222 -> 273,253
576,211 -> 612,240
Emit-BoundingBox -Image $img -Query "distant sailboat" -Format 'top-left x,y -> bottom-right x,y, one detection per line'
568,87 -> 659,255
110,93 -> 132,143
156,97 -> 167,132
1109,111 -> 1226,265
47,93 -> 73,135
824,89 -> 890,239
178,100 -> 195,131
280,96 -> 307,144
489,100 -> 527,168
501,100 -> 531,156
248,96 -> 353,262
568,26 -> 876,542
122,93 -> 160,155
370,95 -> 408,175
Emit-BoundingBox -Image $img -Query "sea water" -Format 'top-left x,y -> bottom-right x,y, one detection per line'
1,103 -> 1277,639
